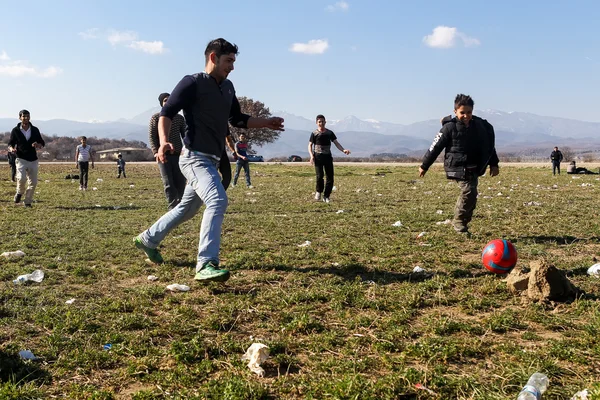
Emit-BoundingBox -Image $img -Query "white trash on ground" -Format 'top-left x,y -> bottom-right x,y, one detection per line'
147,275 -> 159,281
18,350 -> 38,360
166,284 -> 190,292
1,250 -> 25,258
298,241 -> 311,247
436,210 -> 443,214
416,232 -> 426,239
392,221 -> 403,227
13,269 -> 44,284
336,210 -> 344,214
587,264 -> 600,276
413,266 -> 425,273
436,219 -> 452,225
242,343 -> 270,377
65,298 -> 76,305
97,178 -> 103,182
92,187 -> 98,191
571,389 -> 589,400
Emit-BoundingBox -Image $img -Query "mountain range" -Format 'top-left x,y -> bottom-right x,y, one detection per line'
1,108 -> 599,158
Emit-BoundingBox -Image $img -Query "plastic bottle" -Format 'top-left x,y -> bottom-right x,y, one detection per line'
13,269 -> 44,284
517,373 -> 549,400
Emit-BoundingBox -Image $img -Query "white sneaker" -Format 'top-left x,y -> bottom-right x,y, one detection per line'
231,184 -> 236,188
78,186 -> 83,191
314,192 -> 322,201
323,197 -> 330,204
248,185 -> 253,189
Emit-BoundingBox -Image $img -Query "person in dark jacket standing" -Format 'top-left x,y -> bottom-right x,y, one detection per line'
550,146 -> 563,175
7,110 -> 45,207
419,94 -> 499,234
7,150 -> 16,182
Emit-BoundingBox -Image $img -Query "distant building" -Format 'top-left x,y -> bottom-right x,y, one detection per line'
95,147 -> 152,161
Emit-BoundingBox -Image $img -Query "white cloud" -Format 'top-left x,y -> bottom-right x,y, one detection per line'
128,40 -> 167,55
423,26 -> 480,49
290,39 -> 329,55
326,1 -> 349,12
0,51 -> 10,61
0,63 -> 62,78
78,28 -> 167,55
107,30 -> 138,46
78,28 -> 100,40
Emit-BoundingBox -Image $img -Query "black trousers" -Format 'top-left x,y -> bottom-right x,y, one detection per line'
9,161 -> 16,181
78,161 -> 89,188
314,153 -> 334,198
552,162 -> 561,175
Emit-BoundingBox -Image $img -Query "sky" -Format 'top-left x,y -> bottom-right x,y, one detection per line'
0,0 -> 599,124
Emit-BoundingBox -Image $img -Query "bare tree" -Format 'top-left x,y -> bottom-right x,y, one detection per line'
229,97 -> 281,152
560,146 -> 574,162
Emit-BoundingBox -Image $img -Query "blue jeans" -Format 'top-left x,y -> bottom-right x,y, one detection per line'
140,150 -> 228,271
234,160 -> 251,186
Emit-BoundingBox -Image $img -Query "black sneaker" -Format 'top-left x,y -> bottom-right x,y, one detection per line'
24,204 -> 32,208
14,194 -> 22,204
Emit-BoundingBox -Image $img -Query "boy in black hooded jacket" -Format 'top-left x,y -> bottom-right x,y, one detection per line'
419,94 -> 499,234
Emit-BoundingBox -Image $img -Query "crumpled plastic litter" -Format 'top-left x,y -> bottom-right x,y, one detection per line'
436,219 -> 452,225
392,221 -> 403,227
13,269 -> 44,284
92,187 -> 98,191
65,298 -> 76,305
97,178 -> 103,182
241,343 -> 269,377
413,266 -> 425,273
129,184 -> 135,188
297,241 -> 311,247
147,275 -> 159,281
336,210 -> 344,214
436,210 -> 443,214
416,232 -> 426,239
19,350 -> 38,360
1,250 -> 25,258
571,389 -> 589,400
587,264 -> 600,276
166,284 -> 190,292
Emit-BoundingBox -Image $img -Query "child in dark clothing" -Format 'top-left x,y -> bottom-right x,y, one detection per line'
117,154 -> 126,178
419,94 -> 499,234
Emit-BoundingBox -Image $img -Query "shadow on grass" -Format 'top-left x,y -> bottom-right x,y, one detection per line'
0,349 -> 51,385
513,235 -> 600,245
55,205 -> 141,211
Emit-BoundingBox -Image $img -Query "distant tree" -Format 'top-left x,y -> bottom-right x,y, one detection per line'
561,146 -> 574,162
229,97 -> 281,152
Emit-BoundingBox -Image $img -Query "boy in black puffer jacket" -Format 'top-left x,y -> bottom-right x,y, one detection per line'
419,94 -> 499,234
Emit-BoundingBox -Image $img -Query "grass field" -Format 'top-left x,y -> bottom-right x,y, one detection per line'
1,162 -> 600,399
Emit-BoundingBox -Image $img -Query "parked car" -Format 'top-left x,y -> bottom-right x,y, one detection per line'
288,155 -> 303,162
246,154 -> 264,162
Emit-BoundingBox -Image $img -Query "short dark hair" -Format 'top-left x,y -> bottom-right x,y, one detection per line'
204,38 -> 239,64
19,109 -> 30,118
316,114 -> 326,121
81,136 -> 87,141
454,94 -> 474,109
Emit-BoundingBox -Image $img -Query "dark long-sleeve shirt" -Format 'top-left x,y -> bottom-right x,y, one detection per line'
148,113 -> 185,155
160,72 -> 251,159
8,123 -> 45,162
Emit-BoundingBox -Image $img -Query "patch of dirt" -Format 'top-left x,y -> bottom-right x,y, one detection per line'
115,382 -> 156,399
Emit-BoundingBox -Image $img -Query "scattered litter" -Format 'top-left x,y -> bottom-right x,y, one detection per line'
44,180 -> 50,183
392,221 -> 403,227
416,232 -> 426,239
572,176 -> 581,179
524,201 -> 542,206
336,210 -> 344,214
92,187 -> 98,191
413,266 -> 425,273
166,284 -> 190,292
65,298 -> 76,305
96,178 -> 103,182
377,193 -> 382,196
241,343 -> 270,377
18,350 -> 38,361
552,184 -> 558,188
13,269 -> 44,284
332,186 -> 337,191
415,383 -> 437,395
418,243 -> 432,246
1,250 -> 25,258
147,275 -> 159,281
297,240 -> 311,247
587,264 -> 600,276
113,206 -> 121,210
571,389 -> 590,400
95,204 -> 102,207
353,333 -> 365,337
103,344 -> 112,351
423,191 -> 432,195
436,219 -> 452,225
497,192 -> 503,196
581,183 -> 592,187
56,256 -> 62,261
483,196 -> 492,199
274,214 -> 288,217
332,262 -> 340,267
436,210 -> 443,215
128,203 -> 134,207
355,188 -> 362,193
363,280 -> 375,285
129,184 -> 135,188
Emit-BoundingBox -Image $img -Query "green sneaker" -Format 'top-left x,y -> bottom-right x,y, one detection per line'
133,236 -> 164,264
194,261 -> 230,282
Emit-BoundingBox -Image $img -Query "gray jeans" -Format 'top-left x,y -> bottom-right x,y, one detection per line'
453,175 -> 478,231
158,154 -> 186,209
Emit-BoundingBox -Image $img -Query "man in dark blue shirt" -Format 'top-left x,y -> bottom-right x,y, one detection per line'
134,38 -> 284,282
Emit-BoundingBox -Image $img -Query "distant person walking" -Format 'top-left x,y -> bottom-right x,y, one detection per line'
116,154 -> 126,178
232,133 -> 253,188
308,114 -> 351,203
7,149 -> 16,182
7,109 -> 45,207
550,146 -> 563,175
75,136 -> 94,190
149,92 -> 186,210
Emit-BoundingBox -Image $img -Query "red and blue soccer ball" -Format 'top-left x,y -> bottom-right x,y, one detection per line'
481,239 -> 518,274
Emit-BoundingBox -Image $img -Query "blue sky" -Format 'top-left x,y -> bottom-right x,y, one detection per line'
1,0 -> 598,124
